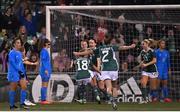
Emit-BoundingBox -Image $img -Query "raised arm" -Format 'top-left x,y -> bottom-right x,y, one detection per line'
73,49 -> 93,57
119,44 -> 136,50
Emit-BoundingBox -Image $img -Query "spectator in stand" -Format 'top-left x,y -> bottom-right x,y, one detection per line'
144,26 -> 154,40
53,49 -> 71,72
2,6 -> 20,37
17,25 -> 28,44
0,40 -> 10,72
115,15 -> 126,36
18,2 -> 38,36
38,27 -> 46,39
37,5 -> 46,32
26,52 -> 39,72
151,9 -> 166,22
25,36 -> 39,57
0,31 -> 10,72
164,29 -> 176,53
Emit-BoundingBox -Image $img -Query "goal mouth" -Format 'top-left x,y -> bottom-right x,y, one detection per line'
46,5 -> 180,101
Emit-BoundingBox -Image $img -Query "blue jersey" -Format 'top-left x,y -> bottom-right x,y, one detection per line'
7,49 -> 24,82
39,48 -> 52,76
155,49 -> 170,79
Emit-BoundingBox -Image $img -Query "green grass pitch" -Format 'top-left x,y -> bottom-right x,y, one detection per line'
0,102 -> 180,111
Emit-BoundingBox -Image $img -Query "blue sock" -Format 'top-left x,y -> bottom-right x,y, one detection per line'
9,91 -> 15,106
20,90 -> 27,104
41,87 -> 47,101
151,89 -> 158,98
162,87 -> 168,98
150,90 -> 153,97
158,87 -> 163,100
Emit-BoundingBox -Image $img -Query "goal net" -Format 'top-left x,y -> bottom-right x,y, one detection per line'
46,5 -> 180,102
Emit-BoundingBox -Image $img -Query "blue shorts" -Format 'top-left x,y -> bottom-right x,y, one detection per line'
40,74 -> 51,82
158,73 -> 168,80
7,74 -> 27,82
7,75 -> 20,82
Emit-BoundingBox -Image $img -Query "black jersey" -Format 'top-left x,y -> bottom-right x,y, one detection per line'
140,48 -> 157,72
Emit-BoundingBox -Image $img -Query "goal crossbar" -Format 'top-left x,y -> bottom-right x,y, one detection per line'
46,5 -> 180,10
46,5 -> 180,41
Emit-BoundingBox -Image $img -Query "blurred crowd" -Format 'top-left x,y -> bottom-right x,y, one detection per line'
0,0 -> 180,73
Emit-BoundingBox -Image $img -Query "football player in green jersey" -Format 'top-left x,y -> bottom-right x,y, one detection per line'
139,39 -> 158,104
71,40 -> 92,104
88,39 -> 102,104
73,38 -> 135,110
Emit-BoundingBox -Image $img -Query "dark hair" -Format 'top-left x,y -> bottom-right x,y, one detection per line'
5,6 -> 12,13
12,37 -> 23,47
89,38 -> 97,43
43,38 -> 50,46
38,38 -> 50,51
80,40 -> 88,44
25,12 -> 32,18
158,39 -> 166,46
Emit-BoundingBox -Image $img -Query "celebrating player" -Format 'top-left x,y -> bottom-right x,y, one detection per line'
139,39 -> 158,104
73,38 -> 135,110
71,40 -> 93,104
88,39 -> 101,103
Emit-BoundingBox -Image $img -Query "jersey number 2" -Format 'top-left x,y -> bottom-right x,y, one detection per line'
102,50 -> 109,62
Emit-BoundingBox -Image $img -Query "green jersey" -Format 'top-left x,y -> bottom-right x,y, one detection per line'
89,47 -> 100,71
96,45 -> 119,71
140,49 -> 157,72
75,57 -> 91,80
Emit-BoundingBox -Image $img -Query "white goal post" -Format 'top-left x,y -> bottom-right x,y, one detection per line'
46,5 -> 180,101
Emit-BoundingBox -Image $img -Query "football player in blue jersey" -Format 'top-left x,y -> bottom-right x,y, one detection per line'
7,38 -> 29,110
39,38 -> 52,104
155,39 -> 172,102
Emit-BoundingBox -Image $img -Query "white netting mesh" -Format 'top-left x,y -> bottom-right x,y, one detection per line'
48,6 -> 180,101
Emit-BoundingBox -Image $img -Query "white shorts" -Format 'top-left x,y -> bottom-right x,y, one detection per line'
142,71 -> 159,78
101,71 -> 118,81
93,71 -> 103,81
89,70 -> 95,79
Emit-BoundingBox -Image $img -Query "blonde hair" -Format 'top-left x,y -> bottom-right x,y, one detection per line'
143,39 -> 150,45
148,38 -> 157,48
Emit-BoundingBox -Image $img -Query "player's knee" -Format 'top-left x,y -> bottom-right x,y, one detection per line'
106,87 -> 112,94
99,86 -> 104,90
141,80 -> 147,87
162,82 -> 168,87
98,83 -> 104,90
21,85 -> 27,90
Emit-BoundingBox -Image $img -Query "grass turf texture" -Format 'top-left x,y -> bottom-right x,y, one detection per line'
0,102 -> 180,111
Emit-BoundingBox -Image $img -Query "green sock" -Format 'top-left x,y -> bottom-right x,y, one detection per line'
93,86 -> 99,96
142,87 -> 147,100
107,93 -> 115,102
